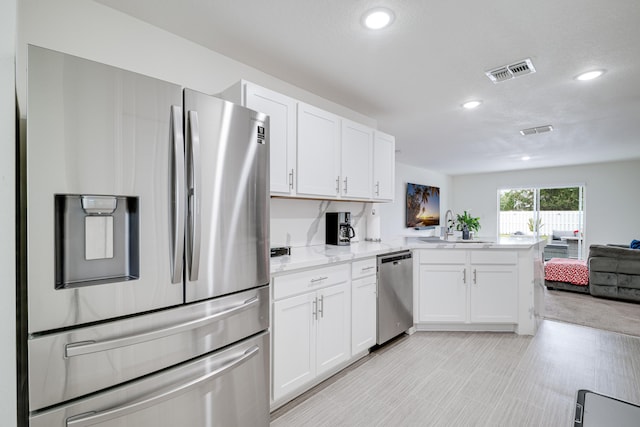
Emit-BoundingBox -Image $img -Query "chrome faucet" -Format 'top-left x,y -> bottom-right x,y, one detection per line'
444,209 -> 454,240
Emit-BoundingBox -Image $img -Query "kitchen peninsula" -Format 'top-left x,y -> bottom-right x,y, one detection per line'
271,236 -> 546,335
411,236 -> 546,336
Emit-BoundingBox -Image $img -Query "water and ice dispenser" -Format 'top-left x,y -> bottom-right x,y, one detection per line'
54,194 -> 139,288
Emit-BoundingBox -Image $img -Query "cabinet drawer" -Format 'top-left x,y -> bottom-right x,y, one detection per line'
351,257 -> 377,279
470,250 -> 517,265
274,263 -> 350,300
419,249 -> 466,265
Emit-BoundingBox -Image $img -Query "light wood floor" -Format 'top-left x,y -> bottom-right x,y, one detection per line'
270,320 -> 640,426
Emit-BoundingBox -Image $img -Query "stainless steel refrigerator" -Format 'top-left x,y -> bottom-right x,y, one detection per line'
20,45 -> 270,426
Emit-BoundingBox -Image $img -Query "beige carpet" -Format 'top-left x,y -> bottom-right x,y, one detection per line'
544,287 -> 640,337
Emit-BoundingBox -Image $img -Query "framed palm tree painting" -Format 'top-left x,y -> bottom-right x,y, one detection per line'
406,182 -> 440,228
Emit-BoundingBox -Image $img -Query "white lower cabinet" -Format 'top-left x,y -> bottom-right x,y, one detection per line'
315,283 -> 351,376
272,264 -> 351,402
470,265 -> 518,323
418,249 -> 518,326
418,264 -> 467,322
351,258 -> 377,355
272,292 -> 316,401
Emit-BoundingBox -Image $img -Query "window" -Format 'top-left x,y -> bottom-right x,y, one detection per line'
498,186 -> 585,259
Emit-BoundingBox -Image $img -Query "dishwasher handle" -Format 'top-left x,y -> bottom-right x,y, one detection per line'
378,251 -> 412,264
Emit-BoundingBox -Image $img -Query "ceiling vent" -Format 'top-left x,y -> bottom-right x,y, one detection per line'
486,58 -> 536,83
520,125 -> 553,136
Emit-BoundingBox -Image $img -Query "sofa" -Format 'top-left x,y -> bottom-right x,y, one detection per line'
588,244 -> 640,302
544,230 -> 574,260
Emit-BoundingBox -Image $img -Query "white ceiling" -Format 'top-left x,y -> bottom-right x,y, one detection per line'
96,0 -> 640,175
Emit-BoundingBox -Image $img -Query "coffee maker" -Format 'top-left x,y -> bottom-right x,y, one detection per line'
326,212 -> 355,246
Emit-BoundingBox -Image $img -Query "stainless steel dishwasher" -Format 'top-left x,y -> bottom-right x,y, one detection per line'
377,250 -> 413,345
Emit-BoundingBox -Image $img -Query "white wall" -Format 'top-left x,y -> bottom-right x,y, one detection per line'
16,0 -> 375,128
378,161 -> 453,241
1,0 -> 17,425
451,159 -> 640,248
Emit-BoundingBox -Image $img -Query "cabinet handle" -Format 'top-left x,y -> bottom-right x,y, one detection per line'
344,177 -> 348,194
473,269 -> 477,285
310,276 -> 328,284
375,181 -> 380,196
336,177 -> 340,194
312,297 -> 317,320
462,269 -> 466,284
289,169 -> 294,189
362,266 -> 375,271
319,295 -> 324,318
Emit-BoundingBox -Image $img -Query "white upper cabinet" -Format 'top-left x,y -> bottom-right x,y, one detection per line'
245,83 -> 297,195
296,102 -> 341,198
373,131 -> 395,201
222,81 -> 395,202
220,81 -> 297,196
341,119 -> 373,199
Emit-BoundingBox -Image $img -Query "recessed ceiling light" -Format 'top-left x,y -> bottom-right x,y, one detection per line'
575,70 -> 605,81
363,8 -> 394,30
462,100 -> 482,109
521,156 -> 531,161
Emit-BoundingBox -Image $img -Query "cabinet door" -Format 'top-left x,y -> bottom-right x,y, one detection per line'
316,283 -> 351,376
297,102 -> 341,198
373,131 -> 395,201
272,292 -> 316,401
244,83 -> 297,195
341,119 -> 372,199
351,276 -> 377,355
470,265 -> 518,323
418,265 -> 467,322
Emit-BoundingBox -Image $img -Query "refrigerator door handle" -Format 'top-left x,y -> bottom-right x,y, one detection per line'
65,345 -> 260,427
64,296 -> 260,358
170,105 -> 186,284
187,110 -> 202,281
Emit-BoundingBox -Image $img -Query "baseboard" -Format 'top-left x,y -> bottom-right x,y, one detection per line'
415,323 -> 516,333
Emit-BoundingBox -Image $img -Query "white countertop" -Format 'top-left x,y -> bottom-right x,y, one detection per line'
270,236 -> 546,274
405,235 -> 546,249
270,241 -> 406,275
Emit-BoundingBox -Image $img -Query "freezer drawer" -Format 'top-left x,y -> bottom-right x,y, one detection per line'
28,286 -> 269,411
29,332 -> 270,427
